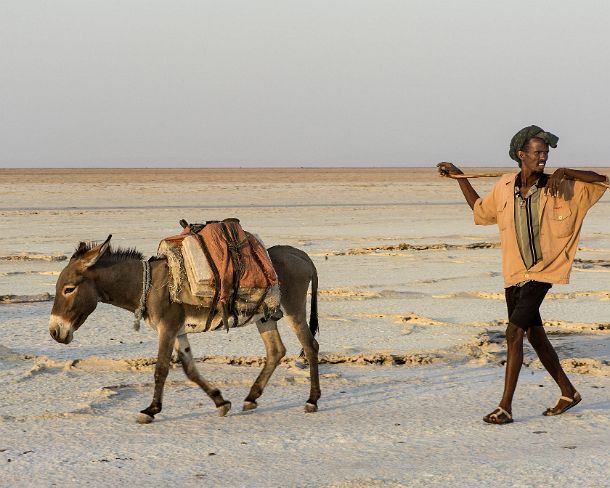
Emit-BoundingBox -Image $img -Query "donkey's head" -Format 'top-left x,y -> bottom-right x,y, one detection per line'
49,235 -> 112,344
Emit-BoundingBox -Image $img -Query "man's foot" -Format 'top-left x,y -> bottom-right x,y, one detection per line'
543,392 -> 582,416
483,406 -> 513,425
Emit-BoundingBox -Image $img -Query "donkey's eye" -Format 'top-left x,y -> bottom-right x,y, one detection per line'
63,286 -> 76,295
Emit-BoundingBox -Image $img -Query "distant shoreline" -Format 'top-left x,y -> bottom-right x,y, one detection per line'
2,166 -> 608,184
2,165 -> 609,169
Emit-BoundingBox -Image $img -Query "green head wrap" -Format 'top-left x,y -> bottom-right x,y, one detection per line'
509,125 -> 559,165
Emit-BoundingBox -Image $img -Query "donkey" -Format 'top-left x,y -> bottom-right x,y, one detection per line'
48,235 -> 320,423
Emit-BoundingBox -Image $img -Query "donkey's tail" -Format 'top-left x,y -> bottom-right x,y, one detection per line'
298,262 -> 319,360
309,264 -> 319,337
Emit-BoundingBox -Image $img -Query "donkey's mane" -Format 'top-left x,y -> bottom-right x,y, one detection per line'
72,241 -> 144,263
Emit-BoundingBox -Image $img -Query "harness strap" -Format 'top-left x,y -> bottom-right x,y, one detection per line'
193,231 -> 221,332
221,222 -> 246,330
134,259 -> 151,331
240,288 -> 269,327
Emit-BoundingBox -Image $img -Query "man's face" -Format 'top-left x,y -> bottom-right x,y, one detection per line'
518,137 -> 549,174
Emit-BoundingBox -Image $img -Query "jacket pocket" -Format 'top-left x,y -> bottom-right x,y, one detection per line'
549,205 -> 574,238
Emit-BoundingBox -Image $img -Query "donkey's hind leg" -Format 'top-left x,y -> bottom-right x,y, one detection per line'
285,314 -> 320,412
175,332 -> 232,417
243,320 -> 286,411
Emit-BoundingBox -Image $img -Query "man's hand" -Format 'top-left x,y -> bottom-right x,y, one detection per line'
437,162 -> 479,209
545,168 -> 607,197
437,162 -> 464,178
545,168 -> 566,197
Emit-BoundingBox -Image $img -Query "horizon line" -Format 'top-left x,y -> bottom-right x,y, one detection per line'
2,163 -> 610,170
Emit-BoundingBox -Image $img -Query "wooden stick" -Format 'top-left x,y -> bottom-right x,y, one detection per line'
442,173 -> 504,179
439,171 -> 610,188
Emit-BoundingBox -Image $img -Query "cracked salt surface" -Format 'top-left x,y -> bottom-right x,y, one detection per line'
1,169 -> 609,487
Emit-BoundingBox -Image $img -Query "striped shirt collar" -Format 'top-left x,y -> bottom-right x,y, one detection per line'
514,173 -> 548,195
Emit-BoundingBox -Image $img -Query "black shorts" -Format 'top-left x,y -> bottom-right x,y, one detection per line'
505,281 -> 552,330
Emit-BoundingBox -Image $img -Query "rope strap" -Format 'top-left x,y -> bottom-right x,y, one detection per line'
134,259 -> 151,331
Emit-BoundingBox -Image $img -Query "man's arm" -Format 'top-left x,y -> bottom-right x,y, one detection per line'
437,162 -> 480,210
546,168 -> 608,197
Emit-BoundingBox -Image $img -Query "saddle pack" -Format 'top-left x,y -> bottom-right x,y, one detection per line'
158,218 -> 281,332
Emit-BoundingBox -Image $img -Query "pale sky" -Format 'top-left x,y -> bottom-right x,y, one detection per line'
1,0 -> 610,167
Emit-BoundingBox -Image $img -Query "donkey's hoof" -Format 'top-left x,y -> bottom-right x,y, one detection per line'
304,402 -> 318,413
243,401 -> 258,411
136,412 -> 155,424
217,401 -> 232,417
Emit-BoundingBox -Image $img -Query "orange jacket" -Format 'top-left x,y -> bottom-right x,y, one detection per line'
473,173 -> 606,287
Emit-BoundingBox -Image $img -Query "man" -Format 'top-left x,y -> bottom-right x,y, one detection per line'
437,125 -> 607,424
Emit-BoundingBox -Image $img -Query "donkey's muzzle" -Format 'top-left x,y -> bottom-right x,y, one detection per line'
49,326 -> 59,340
48,317 -> 73,344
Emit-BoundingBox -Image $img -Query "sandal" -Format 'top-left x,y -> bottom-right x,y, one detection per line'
543,392 -> 582,416
483,406 -> 513,425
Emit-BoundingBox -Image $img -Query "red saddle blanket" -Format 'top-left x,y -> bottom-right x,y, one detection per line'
159,219 -> 278,308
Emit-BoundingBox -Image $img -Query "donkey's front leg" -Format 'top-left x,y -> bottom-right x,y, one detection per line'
174,331 -> 232,417
137,326 -> 176,424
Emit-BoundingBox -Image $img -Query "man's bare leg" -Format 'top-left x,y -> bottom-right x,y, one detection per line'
527,326 -> 579,413
484,323 -> 524,423
499,323 -> 525,413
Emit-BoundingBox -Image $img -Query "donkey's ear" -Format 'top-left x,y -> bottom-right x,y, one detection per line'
81,234 -> 112,269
